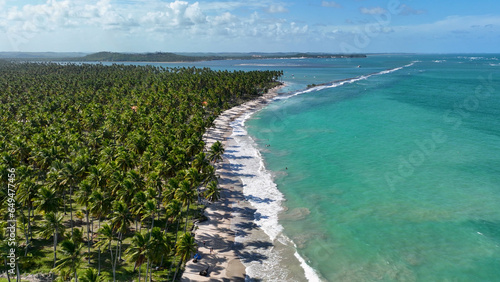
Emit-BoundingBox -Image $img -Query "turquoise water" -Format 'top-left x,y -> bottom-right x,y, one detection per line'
246,55 -> 500,281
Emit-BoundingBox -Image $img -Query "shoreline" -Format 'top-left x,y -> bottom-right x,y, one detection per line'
181,84 -> 286,281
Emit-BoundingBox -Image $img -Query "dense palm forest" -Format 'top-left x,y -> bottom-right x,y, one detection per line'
0,60 -> 282,281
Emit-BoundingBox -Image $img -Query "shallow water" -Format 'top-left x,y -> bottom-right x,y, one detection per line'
246,55 -> 500,281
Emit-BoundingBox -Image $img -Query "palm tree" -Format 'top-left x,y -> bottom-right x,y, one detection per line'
59,162 -> 79,236
55,239 -> 84,282
191,152 -> 209,172
125,231 -> 148,282
204,181 -> 221,202
143,199 -> 157,233
115,147 -> 136,171
96,224 -> 116,281
76,179 -> 93,264
88,189 -> 111,275
111,200 -> 132,262
131,191 -> 147,231
207,141 -> 224,164
34,186 -> 61,215
146,170 -> 163,221
173,232 -> 197,281
89,189 -> 111,231
162,199 -> 181,267
184,167 -> 202,204
79,268 -> 104,282
17,176 -> 38,253
147,227 -> 170,282
174,180 -> 197,233
38,212 -> 65,268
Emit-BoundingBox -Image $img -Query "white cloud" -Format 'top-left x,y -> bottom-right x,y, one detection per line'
266,4 -> 288,14
397,15 -> 500,35
360,7 -> 387,15
321,1 -> 341,8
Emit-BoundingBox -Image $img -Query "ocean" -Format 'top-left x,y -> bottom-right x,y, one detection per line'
229,55 -> 500,281
109,55 -> 500,281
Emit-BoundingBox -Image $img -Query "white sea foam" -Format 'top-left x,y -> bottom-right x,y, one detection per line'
229,111 -> 324,281
295,251 -> 322,282
237,63 -> 303,67
274,62 -> 415,100
230,112 -> 285,241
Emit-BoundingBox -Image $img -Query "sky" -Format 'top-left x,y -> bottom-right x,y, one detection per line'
0,0 -> 499,53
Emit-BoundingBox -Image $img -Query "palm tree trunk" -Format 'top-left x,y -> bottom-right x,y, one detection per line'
146,259 -> 150,282
118,233 -> 123,261
160,217 -> 169,266
109,242 -> 116,282
6,262 -> 10,282
149,262 -> 153,282
157,191 -> 162,221
16,261 -> 20,282
168,219 -> 181,279
173,257 -> 183,282
98,247 -> 101,276
86,206 -> 90,264
97,218 -> 101,275
70,187 -> 74,237
30,205 -> 34,241
27,205 -> 31,244
24,206 -> 30,256
63,191 -> 67,215
138,263 -> 141,282
53,229 -> 57,268
184,203 -> 190,233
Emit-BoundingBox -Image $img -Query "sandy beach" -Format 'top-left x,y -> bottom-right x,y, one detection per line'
181,85 -> 285,281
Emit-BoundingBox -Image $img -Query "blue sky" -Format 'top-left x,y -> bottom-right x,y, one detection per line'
0,0 -> 499,53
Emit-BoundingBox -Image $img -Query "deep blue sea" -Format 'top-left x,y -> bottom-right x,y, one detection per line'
112,55 -> 500,281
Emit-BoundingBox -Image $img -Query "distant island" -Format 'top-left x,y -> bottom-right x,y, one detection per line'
0,51 -> 367,62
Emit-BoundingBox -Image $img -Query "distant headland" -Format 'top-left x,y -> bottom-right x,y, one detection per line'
0,51 -> 367,62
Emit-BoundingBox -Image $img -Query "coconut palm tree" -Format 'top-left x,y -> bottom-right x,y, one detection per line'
174,180 -> 197,233
173,232 -> 197,281
111,200 -> 132,262
34,186 -> 61,215
59,161 -> 79,236
131,191 -> 147,232
76,179 -> 93,264
54,239 -> 84,282
207,141 -> 224,164
88,189 -> 111,274
79,268 -> 104,282
125,231 -> 148,282
143,199 -> 157,233
161,199 -> 181,267
38,212 -> 65,268
204,181 -> 221,202
146,227 -> 170,282
17,176 -> 38,252
96,224 -> 116,281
